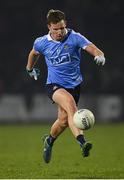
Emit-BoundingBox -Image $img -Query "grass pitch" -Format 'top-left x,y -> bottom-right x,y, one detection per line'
0,123 -> 124,179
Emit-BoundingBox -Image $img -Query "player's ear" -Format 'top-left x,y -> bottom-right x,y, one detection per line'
64,20 -> 67,27
47,24 -> 51,30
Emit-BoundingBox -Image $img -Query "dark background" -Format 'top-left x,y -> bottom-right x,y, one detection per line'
0,0 -> 124,96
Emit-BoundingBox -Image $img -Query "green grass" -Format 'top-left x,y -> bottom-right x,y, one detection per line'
0,123 -> 124,179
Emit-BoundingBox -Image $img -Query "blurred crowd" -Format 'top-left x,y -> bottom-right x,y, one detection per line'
0,0 -> 124,95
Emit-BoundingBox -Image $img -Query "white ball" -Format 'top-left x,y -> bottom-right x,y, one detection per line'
73,109 -> 95,130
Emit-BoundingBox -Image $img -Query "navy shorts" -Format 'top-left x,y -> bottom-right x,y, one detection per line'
45,83 -> 81,105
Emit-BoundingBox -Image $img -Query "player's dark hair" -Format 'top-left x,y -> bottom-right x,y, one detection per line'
47,9 -> 66,24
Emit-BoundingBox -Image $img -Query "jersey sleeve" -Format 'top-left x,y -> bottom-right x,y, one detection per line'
33,37 -> 43,54
75,33 -> 92,49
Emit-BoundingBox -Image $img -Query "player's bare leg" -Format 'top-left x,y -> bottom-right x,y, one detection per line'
53,88 -> 92,157
43,88 -> 92,163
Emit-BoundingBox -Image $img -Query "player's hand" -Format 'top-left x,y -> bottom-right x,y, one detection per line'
94,55 -> 105,66
26,68 -> 40,80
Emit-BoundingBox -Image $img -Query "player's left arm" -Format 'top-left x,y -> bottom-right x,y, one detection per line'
84,43 -> 105,66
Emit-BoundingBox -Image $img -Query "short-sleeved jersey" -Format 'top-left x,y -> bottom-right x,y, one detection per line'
33,29 -> 92,88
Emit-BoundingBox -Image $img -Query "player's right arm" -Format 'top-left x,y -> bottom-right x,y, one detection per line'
26,49 -> 40,80
26,48 -> 40,71
26,37 -> 44,80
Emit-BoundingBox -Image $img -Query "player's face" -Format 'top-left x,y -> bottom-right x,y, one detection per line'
48,20 -> 67,41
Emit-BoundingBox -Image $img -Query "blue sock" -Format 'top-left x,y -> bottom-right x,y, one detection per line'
76,134 -> 86,147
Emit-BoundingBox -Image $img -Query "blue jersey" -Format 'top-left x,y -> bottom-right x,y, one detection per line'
33,29 -> 92,88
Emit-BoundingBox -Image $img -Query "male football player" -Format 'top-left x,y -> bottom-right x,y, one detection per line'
26,9 -> 105,163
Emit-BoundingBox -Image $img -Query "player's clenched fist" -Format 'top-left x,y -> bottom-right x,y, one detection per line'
94,55 -> 105,66
26,68 -> 40,80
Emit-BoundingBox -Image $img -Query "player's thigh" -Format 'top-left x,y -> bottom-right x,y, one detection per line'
53,88 -> 77,113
